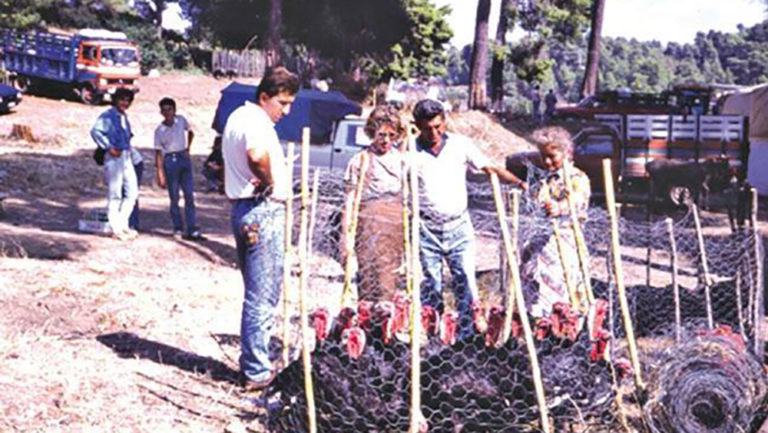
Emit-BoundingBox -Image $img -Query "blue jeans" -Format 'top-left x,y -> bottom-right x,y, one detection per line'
104,151 -> 138,234
164,152 -> 197,234
419,214 -> 478,339
129,161 -> 143,230
231,198 -> 285,382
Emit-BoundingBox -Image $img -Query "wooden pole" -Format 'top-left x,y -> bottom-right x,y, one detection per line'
402,132 -> 413,297
491,175 -> 518,343
750,187 -> 762,354
736,268 -> 748,343
562,162 -> 594,306
665,218 -> 681,343
282,141 -> 295,368
692,204 -> 714,330
511,189 -> 521,263
307,169 -> 321,263
407,126 -> 424,433
553,224 -> 580,309
341,152 -> 370,307
493,180 -> 552,433
298,128 -> 317,433
603,159 -> 645,392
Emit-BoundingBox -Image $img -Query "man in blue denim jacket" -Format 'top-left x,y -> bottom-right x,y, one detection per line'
222,67 -> 299,391
91,88 -> 139,241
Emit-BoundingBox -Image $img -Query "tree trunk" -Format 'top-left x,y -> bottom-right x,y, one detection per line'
266,0 -> 283,67
154,0 -> 165,39
490,0 -> 515,112
469,0 -> 491,110
581,0 -> 606,99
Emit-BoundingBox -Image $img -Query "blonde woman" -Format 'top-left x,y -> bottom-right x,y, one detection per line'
522,126 -> 591,317
341,105 -> 406,302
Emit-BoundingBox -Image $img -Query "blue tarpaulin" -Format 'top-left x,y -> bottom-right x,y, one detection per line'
211,83 -> 362,143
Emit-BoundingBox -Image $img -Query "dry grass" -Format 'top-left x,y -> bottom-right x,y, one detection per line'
0,74 -> 765,433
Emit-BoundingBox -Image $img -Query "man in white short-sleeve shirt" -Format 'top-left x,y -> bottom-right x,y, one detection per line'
412,99 -> 527,339
222,67 -> 298,392
154,97 -> 201,239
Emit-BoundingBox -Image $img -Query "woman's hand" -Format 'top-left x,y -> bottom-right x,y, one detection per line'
108,147 -> 122,157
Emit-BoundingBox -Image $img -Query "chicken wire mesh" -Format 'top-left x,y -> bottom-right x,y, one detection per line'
259,165 -> 766,433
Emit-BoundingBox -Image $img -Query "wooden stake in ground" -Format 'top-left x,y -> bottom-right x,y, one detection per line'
491,177 -> 519,343
665,218 -> 681,343
562,162 -> 594,306
603,159 -> 645,393
552,223 -> 579,309
490,174 -> 552,433
750,187 -> 762,354
298,128 -> 317,433
692,204 -> 714,330
407,125 -> 424,433
401,132 -> 413,297
307,169 -> 321,262
282,142 -> 295,368
736,268 -> 748,343
341,152 -> 370,307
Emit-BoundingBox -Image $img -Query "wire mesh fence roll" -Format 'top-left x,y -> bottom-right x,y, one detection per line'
261,165 -> 766,433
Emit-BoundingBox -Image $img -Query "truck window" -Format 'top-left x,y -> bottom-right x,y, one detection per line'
575,133 -> 614,155
82,46 -> 97,61
348,125 -> 371,148
100,48 -> 138,66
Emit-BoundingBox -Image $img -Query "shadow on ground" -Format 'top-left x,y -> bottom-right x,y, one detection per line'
97,331 -> 240,384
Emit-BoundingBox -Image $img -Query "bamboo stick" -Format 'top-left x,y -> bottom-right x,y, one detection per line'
491,176 -> 552,433
307,168 -> 320,263
407,126 -> 424,433
282,141 -> 295,368
552,224 -> 580,309
665,218 -> 681,344
511,189 -> 521,263
491,175 -> 518,343
561,162 -> 594,306
692,204 -> 714,330
736,268 -> 748,343
603,159 -> 645,392
402,132 -> 413,297
750,188 -> 762,355
341,151 -> 370,307
298,128 -> 317,433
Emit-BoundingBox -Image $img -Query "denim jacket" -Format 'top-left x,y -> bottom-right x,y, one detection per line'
91,107 -> 132,151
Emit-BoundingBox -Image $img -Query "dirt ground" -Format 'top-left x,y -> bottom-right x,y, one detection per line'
0,73 -> 765,433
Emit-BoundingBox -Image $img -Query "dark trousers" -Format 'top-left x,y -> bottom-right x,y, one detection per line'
128,161 -> 143,230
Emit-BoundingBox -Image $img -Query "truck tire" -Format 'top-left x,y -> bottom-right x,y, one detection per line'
79,85 -> 102,105
13,76 -> 30,93
669,185 -> 693,207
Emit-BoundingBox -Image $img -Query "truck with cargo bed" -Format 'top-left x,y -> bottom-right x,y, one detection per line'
2,28 -> 140,104
507,113 -> 750,205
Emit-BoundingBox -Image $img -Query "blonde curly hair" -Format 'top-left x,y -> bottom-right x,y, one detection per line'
531,126 -> 574,158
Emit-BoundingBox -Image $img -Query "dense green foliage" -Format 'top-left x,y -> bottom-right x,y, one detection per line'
187,0 -> 452,81
0,0 -> 186,73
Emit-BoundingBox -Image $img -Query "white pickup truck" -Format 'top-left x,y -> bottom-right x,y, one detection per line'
283,116 -> 370,172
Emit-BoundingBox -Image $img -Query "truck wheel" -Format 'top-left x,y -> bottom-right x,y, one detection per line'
79,86 -> 102,105
669,186 -> 693,207
13,76 -> 29,93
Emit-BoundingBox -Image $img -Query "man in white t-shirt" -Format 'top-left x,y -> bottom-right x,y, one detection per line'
222,67 -> 298,392
154,97 -> 201,239
412,99 -> 527,339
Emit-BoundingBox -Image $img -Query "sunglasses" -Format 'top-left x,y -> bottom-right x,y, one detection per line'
376,131 -> 400,140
